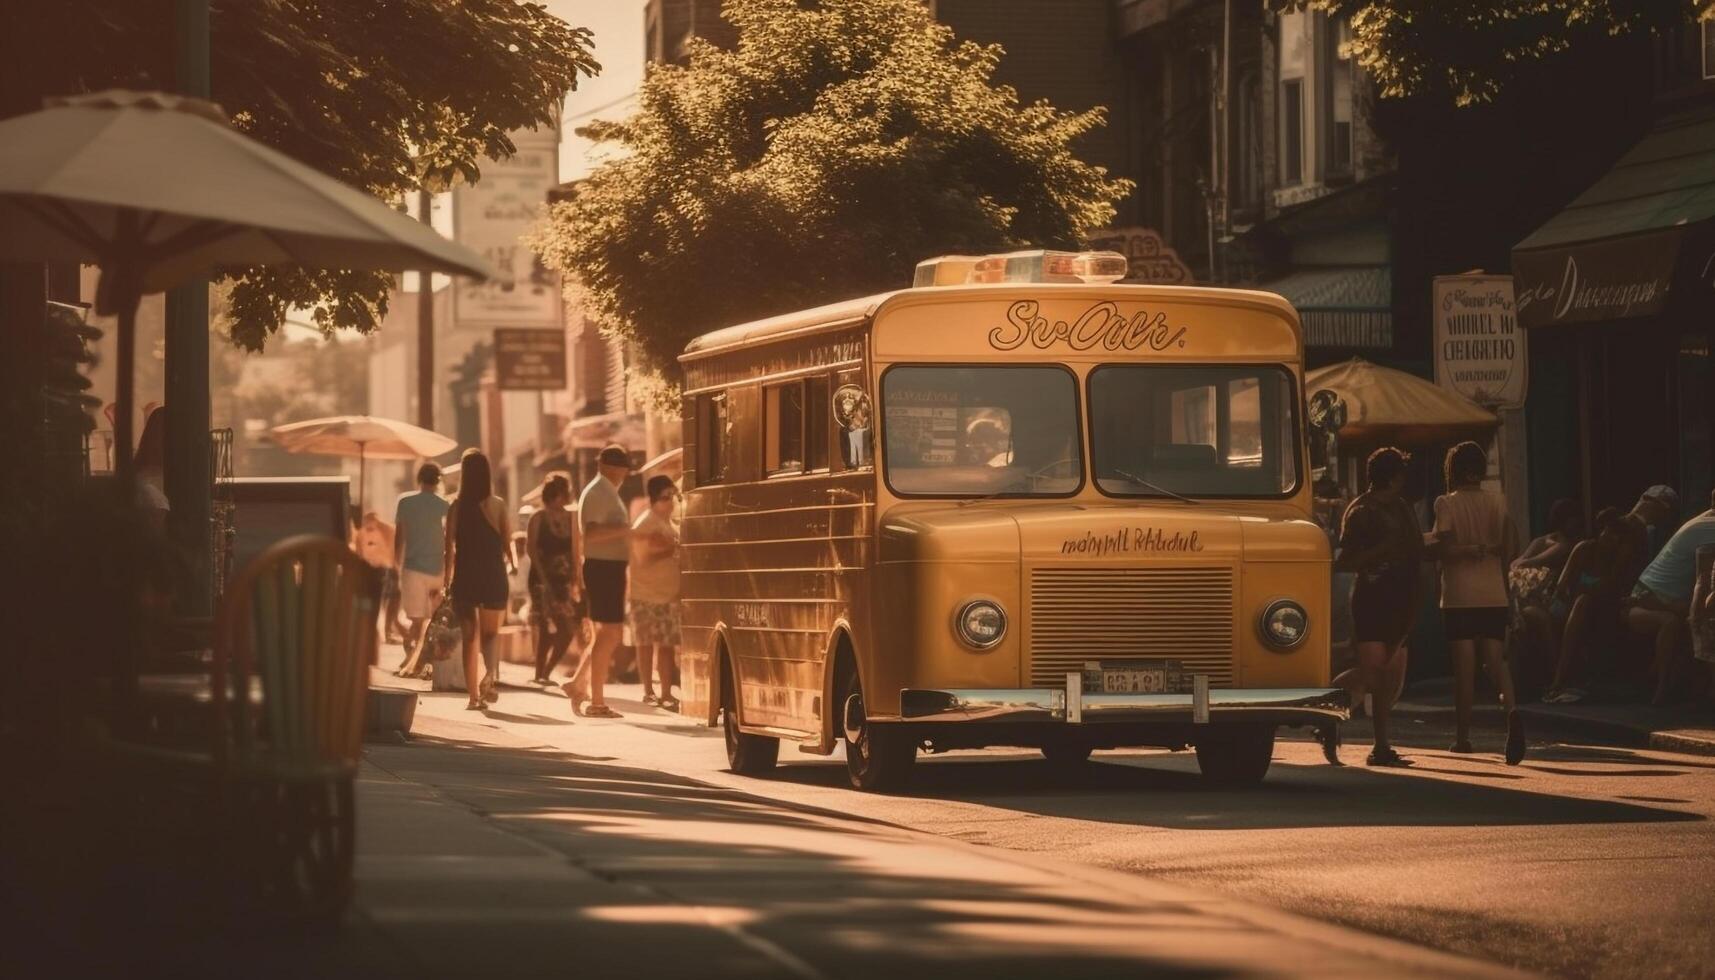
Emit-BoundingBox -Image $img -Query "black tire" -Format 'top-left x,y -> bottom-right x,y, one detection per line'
842,670 -> 914,791
1040,742 -> 1094,765
722,656 -> 778,775
1194,725 -> 1276,787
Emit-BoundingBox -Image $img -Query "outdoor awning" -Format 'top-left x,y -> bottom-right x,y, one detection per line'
1513,109 -> 1715,329
1259,266 -> 1392,349
1305,358 -> 1498,449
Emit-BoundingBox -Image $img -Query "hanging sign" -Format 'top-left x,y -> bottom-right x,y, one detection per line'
1433,274 -> 1527,409
452,128 -> 562,330
493,328 -> 567,390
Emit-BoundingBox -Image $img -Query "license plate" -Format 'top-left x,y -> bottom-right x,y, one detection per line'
1083,660 -> 1185,695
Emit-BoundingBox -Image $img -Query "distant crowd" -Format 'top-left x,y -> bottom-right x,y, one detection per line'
350,443 -> 681,717
1332,442 -> 1715,768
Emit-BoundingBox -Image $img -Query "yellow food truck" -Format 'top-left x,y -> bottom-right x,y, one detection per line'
677,250 -> 1348,790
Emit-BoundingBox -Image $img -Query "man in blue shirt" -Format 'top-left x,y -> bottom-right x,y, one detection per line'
1628,488 -> 1715,703
393,462 -> 451,674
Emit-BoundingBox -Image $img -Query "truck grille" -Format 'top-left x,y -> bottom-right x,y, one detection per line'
1028,566 -> 1235,687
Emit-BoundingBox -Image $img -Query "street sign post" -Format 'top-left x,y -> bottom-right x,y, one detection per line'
1432,274 -> 1527,410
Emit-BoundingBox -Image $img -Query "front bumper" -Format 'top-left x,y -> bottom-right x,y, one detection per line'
898,680 -> 1349,727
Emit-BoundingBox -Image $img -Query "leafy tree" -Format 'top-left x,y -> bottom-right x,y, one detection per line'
8,0 -> 598,349
1282,0 -> 1710,106
531,0 -> 1132,386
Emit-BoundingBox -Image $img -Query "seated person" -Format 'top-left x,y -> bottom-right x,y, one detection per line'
1511,499 -> 1581,695
1544,508 -> 1628,703
1627,488 -> 1715,704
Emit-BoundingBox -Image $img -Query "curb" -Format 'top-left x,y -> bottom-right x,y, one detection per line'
1392,700 -> 1715,757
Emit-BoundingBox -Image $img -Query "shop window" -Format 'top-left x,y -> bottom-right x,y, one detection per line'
1280,79 -> 1304,185
1328,19 -> 1354,176
697,391 -> 730,485
764,382 -> 806,475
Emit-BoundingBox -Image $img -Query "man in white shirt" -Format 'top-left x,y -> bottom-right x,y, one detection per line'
562,444 -> 633,718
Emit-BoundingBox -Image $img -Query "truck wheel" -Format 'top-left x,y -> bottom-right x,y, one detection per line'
722,657 -> 778,775
842,671 -> 914,791
1194,725 -> 1276,787
1040,742 -> 1093,765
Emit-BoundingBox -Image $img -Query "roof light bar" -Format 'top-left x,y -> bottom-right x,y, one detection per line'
913,249 -> 1129,287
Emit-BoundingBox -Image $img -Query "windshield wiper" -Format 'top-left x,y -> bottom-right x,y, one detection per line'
1108,468 -> 1199,505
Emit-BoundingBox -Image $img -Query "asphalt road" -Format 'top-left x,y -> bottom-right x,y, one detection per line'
396,659 -> 1715,980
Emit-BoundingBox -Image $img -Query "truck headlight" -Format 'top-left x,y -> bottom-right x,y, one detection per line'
955,599 -> 1007,650
1259,599 -> 1308,651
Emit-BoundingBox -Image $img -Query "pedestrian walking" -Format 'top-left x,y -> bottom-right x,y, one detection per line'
630,475 -> 682,710
444,450 -> 513,710
392,462 -> 450,676
563,444 -> 632,718
527,472 -> 585,685
1433,441 -> 1526,764
1335,447 -> 1423,767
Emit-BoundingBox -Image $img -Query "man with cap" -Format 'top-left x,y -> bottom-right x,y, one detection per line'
1619,485 -> 1680,590
564,444 -> 633,717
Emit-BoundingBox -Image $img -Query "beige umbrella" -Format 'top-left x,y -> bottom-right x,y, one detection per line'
0,90 -> 497,481
1305,358 -> 1499,449
270,415 -> 457,507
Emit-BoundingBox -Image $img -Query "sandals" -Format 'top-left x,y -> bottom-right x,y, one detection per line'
583,703 -> 621,719
658,696 -> 681,713
642,693 -> 661,707
464,700 -> 485,711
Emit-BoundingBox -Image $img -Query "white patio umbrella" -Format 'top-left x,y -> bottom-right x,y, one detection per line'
0,90 -> 497,481
270,415 -> 457,508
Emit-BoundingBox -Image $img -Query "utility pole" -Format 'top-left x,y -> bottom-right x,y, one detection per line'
417,189 -> 435,430
166,0 -> 213,616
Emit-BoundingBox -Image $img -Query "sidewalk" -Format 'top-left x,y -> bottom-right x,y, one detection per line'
1393,682 -> 1715,756
317,711 -> 1528,980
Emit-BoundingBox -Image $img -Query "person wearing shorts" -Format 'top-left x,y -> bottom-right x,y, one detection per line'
563,445 -> 633,718
629,475 -> 682,710
1434,442 -> 1525,764
1336,447 -> 1424,767
393,463 -> 451,676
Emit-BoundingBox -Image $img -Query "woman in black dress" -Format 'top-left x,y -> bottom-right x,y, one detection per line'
443,450 -> 513,710
1336,447 -> 1425,767
527,473 -> 584,684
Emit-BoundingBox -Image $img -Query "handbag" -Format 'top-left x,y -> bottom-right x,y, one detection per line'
425,597 -> 467,692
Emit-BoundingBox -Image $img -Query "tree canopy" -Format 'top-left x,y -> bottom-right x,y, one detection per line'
531,0 -> 1131,387
1283,0 -> 1712,106
10,0 -> 597,349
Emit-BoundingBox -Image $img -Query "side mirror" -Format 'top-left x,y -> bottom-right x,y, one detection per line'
1306,388 -> 1346,495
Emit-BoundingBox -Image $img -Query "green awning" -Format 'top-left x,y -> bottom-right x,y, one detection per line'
1260,265 -> 1392,349
1513,110 -> 1715,328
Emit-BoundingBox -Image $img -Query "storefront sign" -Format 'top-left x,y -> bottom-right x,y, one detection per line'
1512,230 -> 1680,329
452,128 -> 561,330
1433,275 -> 1527,409
493,328 -> 567,390
1087,227 -> 1193,284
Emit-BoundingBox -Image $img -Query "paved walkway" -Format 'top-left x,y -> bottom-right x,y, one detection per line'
304,703 -> 1527,980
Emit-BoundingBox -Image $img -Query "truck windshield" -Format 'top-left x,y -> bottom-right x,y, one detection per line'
882,365 -> 1083,497
1089,365 -> 1300,498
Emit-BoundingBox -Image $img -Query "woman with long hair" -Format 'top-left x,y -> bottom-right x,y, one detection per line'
443,450 -> 513,710
1433,441 -> 1525,764
1544,507 -> 1630,703
527,473 -> 585,684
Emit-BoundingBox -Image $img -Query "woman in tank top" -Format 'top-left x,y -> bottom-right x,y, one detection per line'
1432,441 -> 1525,764
444,450 -> 513,710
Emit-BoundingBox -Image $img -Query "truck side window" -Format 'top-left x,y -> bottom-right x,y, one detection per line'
698,391 -> 729,485
765,382 -> 806,475
805,375 -> 830,472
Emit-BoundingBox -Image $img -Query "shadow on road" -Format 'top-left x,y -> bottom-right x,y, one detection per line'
746,748 -> 1705,831
359,736 -> 1253,980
